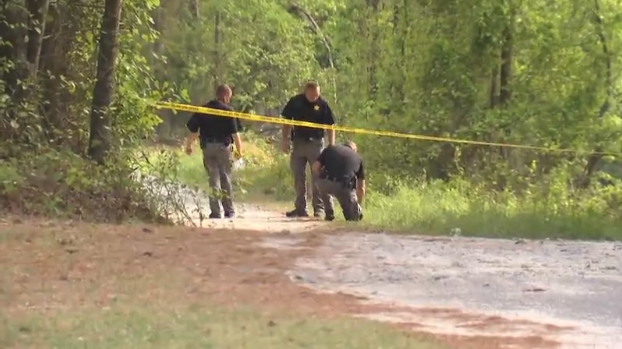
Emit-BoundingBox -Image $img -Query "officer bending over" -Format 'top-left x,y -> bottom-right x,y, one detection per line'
185,84 -> 243,219
311,141 -> 365,221
281,81 -> 336,218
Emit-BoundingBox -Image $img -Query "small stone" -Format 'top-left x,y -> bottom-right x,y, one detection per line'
523,287 -> 546,293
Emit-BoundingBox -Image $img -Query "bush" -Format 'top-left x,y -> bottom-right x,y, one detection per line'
0,146 -> 163,223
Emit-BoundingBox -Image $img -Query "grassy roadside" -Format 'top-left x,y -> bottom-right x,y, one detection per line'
0,221 -> 445,349
148,134 -> 622,240
1,306 -> 442,349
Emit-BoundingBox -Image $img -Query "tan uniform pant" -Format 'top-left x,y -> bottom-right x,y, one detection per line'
202,142 -> 234,214
290,138 -> 331,213
316,178 -> 362,221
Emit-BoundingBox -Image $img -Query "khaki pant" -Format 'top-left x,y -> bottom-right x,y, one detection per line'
290,138 -> 331,213
317,178 -> 362,221
202,142 -> 234,214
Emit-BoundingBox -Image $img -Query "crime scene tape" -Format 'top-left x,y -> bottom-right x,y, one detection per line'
154,101 -> 620,157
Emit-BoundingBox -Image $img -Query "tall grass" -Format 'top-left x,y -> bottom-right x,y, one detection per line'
156,134 -> 622,240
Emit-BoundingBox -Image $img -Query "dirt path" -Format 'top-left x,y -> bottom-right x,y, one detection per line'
278,233 -> 622,349
200,202 -> 327,233
152,180 -> 622,348
203,201 -> 622,349
3,200 -> 620,349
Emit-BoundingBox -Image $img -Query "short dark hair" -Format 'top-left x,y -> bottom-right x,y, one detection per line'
216,84 -> 231,98
304,80 -> 319,90
344,140 -> 357,150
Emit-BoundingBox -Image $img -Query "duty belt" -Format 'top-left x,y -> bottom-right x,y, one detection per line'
293,136 -> 320,142
323,174 -> 356,189
204,137 -> 230,144
201,137 -> 232,148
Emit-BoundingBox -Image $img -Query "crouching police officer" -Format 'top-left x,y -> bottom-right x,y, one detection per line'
281,81 -> 336,218
185,84 -> 243,219
311,141 -> 365,221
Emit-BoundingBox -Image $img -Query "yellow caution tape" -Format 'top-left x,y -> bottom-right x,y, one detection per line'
154,101 -> 618,156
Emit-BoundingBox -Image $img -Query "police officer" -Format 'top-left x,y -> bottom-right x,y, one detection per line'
281,81 -> 336,218
185,84 -> 243,219
311,141 -> 365,221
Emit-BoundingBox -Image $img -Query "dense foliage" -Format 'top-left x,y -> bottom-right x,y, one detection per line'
2,0 -> 622,236
153,0 -> 622,187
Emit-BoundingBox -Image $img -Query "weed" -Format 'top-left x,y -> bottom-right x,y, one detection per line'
164,134 -> 622,240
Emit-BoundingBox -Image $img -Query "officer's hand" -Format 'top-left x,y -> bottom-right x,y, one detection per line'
185,145 -> 192,156
281,139 -> 290,154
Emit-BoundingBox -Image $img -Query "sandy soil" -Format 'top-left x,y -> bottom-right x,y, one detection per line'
147,177 -> 622,348
281,233 -> 622,349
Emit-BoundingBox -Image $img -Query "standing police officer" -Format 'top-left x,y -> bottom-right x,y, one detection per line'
311,141 -> 365,221
281,81 -> 336,218
185,84 -> 243,219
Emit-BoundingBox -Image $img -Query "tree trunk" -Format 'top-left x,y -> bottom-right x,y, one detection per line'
489,66 -> 499,108
0,0 -> 29,100
581,0 -> 614,186
286,4 -> 338,103
366,0 -> 380,99
151,2 -> 166,67
498,24 -> 512,106
188,0 -> 199,19
389,0 -> 407,107
211,10 -> 222,91
88,0 -> 123,164
39,2 -> 74,142
25,0 -> 50,73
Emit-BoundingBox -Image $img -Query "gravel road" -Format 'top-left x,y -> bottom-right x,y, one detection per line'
145,173 -> 622,348
283,232 -> 622,349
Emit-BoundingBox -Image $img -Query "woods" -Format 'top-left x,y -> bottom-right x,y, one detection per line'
2,0 -> 622,232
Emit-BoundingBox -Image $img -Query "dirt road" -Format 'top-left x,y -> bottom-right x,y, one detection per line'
285,233 -> 622,349
192,195 -> 621,349
144,175 -> 621,349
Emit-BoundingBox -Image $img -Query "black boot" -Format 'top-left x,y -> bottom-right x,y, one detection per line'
285,209 -> 309,218
324,210 -> 335,221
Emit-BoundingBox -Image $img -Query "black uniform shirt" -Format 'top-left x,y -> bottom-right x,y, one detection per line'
317,144 -> 365,181
186,100 -> 242,147
281,94 -> 335,140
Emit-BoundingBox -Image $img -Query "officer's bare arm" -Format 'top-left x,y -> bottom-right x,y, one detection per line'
326,129 -> 335,146
325,104 -> 336,145
280,98 -> 295,144
185,132 -> 199,148
232,132 -> 242,154
185,113 -> 200,150
356,179 -> 366,204
311,160 -> 322,177
282,124 -> 291,141
355,161 -> 365,203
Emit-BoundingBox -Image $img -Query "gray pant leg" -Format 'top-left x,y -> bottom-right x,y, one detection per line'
332,183 -> 361,221
202,144 -> 222,214
290,141 -> 308,212
301,139 -> 329,213
217,145 -> 234,213
316,178 -> 335,214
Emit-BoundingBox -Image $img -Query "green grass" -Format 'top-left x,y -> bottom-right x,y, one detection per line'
0,306 -> 442,349
146,134 -> 622,240
363,181 -> 622,240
